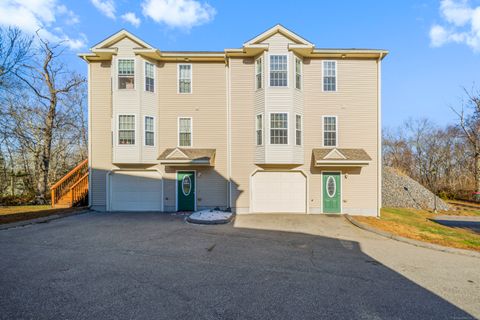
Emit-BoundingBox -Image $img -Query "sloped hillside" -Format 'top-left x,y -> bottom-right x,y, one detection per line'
382,166 -> 449,210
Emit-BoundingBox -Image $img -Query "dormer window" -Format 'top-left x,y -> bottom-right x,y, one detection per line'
118,59 -> 135,89
269,55 -> 287,87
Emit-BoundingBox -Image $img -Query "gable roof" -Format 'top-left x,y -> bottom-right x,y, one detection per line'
243,24 -> 314,47
91,29 -> 154,50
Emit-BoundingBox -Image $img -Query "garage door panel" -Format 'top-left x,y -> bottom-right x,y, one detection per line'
110,171 -> 163,211
252,172 -> 306,213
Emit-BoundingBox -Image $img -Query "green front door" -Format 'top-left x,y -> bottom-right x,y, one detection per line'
177,171 -> 195,211
323,172 -> 341,213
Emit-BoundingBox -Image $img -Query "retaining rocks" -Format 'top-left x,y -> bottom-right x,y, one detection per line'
382,166 -> 449,211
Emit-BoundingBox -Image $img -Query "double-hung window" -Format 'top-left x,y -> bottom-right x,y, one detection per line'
118,115 -> 135,145
145,62 -> 155,92
118,59 -> 135,89
295,114 -> 302,146
269,55 -> 287,87
295,58 -> 302,90
323,61 -> 337,92
255,57 -> 263,90
256,114 -> 263,146
270,113 -> 288,144
178,64 -> 192,93
178,118 -> 192,147
323,116 -> 337,147
144,116 -> 154,146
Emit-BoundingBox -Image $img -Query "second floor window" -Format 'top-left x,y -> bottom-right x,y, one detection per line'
178,64 -> 192,93
296,114 -> 302,146
255,57 -> 263,90
256,114 -> 263,146
323,116 -> 337,147
144,116 -> 154,146
118,59 -> 135,89
270,113 -> 288,144
323,60 -> 337,92
295,58 -> 302,90
178,117 -> 192,147
145,62 -> 155,92
269,55 -> 287,87
118,115 -> 135,145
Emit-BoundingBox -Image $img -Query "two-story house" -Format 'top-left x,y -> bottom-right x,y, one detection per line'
79,25 -> 387,216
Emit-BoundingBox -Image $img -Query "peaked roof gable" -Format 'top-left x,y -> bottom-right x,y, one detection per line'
243,24 -> 314,47
166,148 -> 189,159
324,149 -> 347,160
92,29 -> 153,50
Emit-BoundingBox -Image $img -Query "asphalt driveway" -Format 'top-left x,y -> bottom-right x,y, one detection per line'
0,211 -> 479,319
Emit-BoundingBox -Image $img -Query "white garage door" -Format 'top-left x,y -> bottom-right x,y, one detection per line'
251,171 -> 306,213
110,171 -> 163,211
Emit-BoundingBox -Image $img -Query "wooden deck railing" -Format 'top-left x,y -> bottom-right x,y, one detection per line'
51,159 -> 88,207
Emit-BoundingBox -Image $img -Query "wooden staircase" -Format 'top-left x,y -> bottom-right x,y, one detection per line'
51,159 -> 89,208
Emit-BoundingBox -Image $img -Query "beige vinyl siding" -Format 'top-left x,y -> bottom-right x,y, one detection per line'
262,33 -> 304,165
230,57 -> 255,212
302,59 -> 379,215
89,61 -> 113,210
254,54 -> 265,163
157,62 -> 228,211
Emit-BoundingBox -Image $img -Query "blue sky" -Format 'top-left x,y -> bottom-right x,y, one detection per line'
1,0 -> 479,128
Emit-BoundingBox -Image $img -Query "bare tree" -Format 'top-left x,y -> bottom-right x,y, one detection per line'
12,34 -> 85,203
0,27 -> 32,89
452,87 -> 480,200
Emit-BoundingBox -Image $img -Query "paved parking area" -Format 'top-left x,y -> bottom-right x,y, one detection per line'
0,211 -> 479,319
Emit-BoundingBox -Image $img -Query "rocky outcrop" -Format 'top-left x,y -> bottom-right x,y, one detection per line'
382,166 -> 449,210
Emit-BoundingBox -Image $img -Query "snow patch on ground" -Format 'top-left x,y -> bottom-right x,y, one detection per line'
188,209 -> 232,222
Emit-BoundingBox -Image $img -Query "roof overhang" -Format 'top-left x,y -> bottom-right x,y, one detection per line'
313,148 -> 372,167
158,148 -> 216,166
289,44 -> 388,60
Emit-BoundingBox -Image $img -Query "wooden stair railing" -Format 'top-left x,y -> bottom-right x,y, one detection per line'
51,159 -> 88,207
71,173 -> 89,206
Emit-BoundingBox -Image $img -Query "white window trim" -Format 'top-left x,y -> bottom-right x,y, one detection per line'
117,59 -> 135,90
177,63 -> 193,94
295,113 -> 303,146
269,112 -> 289,145
255,113 -> 263,146
117,113 -> 136,146
144,61 -> 155,93
144,115 -> 155,147
295,57 -> 302,91
268,53 -> 289,88
322,60 -> 337,92
177,116 -> 193,147
322,115 -> 338,147
255,56 -> 263,90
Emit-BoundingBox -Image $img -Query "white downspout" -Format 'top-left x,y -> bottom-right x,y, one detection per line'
226,58 -> 232,209
377,53 -> 384,217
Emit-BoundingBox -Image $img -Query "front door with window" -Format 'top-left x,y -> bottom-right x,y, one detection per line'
177,171 -> 195,211
323,172 -> 341,213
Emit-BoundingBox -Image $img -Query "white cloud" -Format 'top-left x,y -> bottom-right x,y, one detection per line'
0,0 -> 86,50
142,0 -> 216,29
90,0 -> 116,19
430,0 -> 480,52
121,12 -> 141,27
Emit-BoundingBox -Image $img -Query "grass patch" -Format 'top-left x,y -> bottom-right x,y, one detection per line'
355,208 -> 480,252
0,205 -> 51,216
